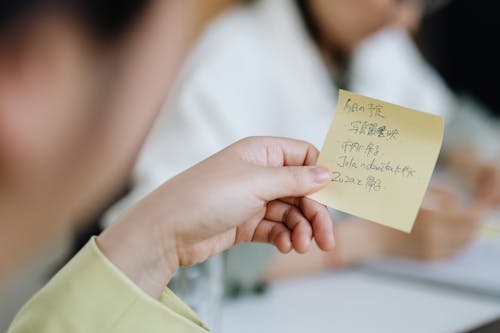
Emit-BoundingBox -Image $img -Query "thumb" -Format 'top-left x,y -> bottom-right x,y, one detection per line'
255,165 -> 331,201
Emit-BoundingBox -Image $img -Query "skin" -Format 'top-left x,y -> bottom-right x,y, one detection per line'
94,0 -> 493,292
0,0 -> 493,298
0,0 -> 334,300
0,0 -> 233,283
97,137 -> 335,299
445,148 -> 500,207
0,13 -> 106,281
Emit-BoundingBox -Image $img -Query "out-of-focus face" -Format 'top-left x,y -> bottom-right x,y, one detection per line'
0,0 -> 231,284
0,15 -> 103,186
0,13 -> 110,285
308,0 -> 424,53
0,0 -> 232,189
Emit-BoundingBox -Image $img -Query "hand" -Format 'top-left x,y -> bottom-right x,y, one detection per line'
97,137 -> 335,298
473,162 -> 500,207
382,187 -> 483,261
321,187 -> 484,268
444,148 -> 500,207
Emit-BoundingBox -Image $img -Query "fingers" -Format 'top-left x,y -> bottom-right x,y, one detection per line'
235,136 -> 320,167
299,197 -> 335,251
230,137 -> 335,253
280,197 -> 335,250
256,199 -> 335,253
475,164 -> 500,207
265,200 -> 312,253
255,165 -> 331,201
252,220 -> 293,253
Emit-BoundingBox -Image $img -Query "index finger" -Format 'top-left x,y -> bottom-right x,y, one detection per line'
234,136 -> 320,167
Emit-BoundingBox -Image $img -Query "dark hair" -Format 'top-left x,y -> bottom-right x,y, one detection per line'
294,0 -> 350,82
294,0 -> 321,42
0,0 -> 148,41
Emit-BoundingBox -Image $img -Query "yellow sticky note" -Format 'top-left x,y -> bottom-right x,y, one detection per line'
309,90 -> 444,232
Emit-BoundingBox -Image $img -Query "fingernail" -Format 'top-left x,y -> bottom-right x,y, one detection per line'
311,166 -> 330,184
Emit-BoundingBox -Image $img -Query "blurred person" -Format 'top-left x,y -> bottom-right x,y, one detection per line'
0,0 -> 234,327
300,0 -> 500,208
350,1 -> 500,208
0,0 -> 228,283
102,0 -> 486,294
0,0 -> 207,327
1,1 -> 336,332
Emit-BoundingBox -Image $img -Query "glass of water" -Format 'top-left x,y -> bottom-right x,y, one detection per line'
167,254 -> 224,330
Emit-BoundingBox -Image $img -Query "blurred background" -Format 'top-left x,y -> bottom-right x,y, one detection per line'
1,0 -> 499,332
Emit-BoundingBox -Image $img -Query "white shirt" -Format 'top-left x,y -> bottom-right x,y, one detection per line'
102,0 -> 488,302
103,0 -> 459,224
104,0 -> 337,224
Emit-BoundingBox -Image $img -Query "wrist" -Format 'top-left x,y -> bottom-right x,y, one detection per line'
97,204 -> 180,299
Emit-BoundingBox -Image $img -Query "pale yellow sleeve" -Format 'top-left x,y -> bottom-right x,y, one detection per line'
7,237 -> 209,333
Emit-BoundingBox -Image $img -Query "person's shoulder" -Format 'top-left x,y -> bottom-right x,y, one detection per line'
178,6 -> 275,97
196,7 -> 266,64
350,26 -> 455,119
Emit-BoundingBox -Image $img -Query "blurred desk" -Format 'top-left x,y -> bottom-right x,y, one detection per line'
221,268 -> 500,333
